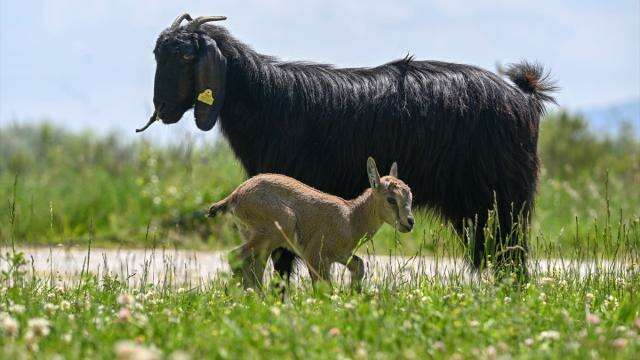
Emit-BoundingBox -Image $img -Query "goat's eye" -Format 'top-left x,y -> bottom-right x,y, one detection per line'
182,53 -> 195,61
386,197 -> 397,205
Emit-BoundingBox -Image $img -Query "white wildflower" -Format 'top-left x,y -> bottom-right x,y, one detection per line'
118,308 -> 132,322
355,343 -> 368,359
44,303 -> 58,315
484,345 -> 497,359
538,330 -> 560,341
25,331 -> 39,352
0,313 -> 19,337
9,304 -> 25,314
134,313 -> 149,326
586,313 -> 601,325
59,300 -> 71,311
612,338 -> 628,349
585,292 -> 594,304
344,301 -> 356,310
27,318 -> 51,338
114,340 -> 162,360
305,298 -> 315,305
118,293 -> 135,307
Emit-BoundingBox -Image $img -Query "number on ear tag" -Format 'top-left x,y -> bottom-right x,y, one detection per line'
197,89 -> 214,105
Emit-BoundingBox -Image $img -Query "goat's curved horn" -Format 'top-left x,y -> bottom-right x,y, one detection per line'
187,16 -> 227,31
170,13 -> 193,31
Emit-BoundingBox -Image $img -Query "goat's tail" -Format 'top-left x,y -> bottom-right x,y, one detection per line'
206,197 -> 230,218
505,61 -> 558,115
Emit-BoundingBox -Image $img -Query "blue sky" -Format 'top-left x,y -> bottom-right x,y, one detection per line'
1,0 -> 638,138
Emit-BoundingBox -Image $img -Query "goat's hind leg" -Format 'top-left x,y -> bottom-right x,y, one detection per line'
307,258 -> 332,292
271,248 -> 294,299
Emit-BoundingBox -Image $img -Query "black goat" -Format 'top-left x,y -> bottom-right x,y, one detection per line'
141,14 -> 556,282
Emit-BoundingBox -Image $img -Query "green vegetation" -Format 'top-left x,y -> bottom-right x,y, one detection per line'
1,249 -> 639,358
1,112 -> 639,358
1,111 -> 639,255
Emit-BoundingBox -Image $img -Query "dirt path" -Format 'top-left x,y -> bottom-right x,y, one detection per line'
1,247 -> 634,287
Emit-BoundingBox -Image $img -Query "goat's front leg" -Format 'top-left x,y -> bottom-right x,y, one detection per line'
345,255 -> 365,292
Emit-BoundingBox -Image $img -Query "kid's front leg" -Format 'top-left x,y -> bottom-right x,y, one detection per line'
346,255 -> 365,292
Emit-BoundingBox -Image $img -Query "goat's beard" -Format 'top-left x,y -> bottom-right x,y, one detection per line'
136,101 -> 191,133
136,111 -> 158,133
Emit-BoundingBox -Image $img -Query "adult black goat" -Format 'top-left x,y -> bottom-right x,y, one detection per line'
140,14 -> 556,282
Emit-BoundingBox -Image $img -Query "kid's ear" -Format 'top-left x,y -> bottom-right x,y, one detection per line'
367,157 -> 381,189
389,162 -> 398,177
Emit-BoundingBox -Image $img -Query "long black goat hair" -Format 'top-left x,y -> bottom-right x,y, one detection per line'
151,19 -> 557,279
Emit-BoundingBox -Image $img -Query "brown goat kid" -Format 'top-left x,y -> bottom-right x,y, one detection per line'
207,158 -> 414,290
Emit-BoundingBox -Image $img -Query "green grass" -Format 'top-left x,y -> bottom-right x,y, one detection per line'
1,111 -> 639,255
1,111 -> 639,358
1,248 -> 639,359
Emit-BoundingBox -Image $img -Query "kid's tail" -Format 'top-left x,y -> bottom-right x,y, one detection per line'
206,197 -> 230,218
505,61 -> 558,115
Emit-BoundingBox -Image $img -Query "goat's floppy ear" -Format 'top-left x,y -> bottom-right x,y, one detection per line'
367,157 -> 381,189
194,37 -> 227,131
389,162 -> 398,177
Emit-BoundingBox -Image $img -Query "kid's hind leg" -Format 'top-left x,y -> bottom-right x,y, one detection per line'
266,212 -> 298,298
228,236 -> 270,290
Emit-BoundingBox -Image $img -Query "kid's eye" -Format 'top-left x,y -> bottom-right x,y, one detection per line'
182,53 -> 195,60
386,197 -> 396,205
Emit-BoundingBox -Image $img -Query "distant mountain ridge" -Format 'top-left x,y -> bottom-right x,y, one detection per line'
580,99 -> 640,137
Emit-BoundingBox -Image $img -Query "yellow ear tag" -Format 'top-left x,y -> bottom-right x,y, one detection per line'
197,89 -> 214,105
